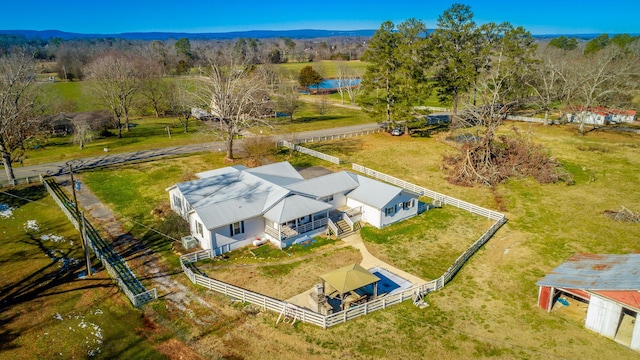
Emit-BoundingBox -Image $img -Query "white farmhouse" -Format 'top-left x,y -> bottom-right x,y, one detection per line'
167,162 -> 419,254
566,106 -> 637,125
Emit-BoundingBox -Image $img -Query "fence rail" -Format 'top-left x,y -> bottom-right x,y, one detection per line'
351,164 -> 504,221
506,115 -> 545,123
0,176 -> 41,189
283,128 -> 383,146
279,140 -> 340,164
180,156 -> 507,329
42,176 -> 157,307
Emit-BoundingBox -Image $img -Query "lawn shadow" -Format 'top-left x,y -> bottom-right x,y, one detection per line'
0,185 -> 48,209
409,123 -> 450,138
0,235 -> 111,313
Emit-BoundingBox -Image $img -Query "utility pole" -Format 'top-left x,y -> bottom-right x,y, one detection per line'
69,164 -> 91,276
82,212 -> 92,276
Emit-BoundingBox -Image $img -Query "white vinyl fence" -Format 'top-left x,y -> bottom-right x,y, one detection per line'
181,165 -> 507,329
351,164 -> 504,221
0,176 -> 40,189
279,141 -> 341,164
505,115 -> 545,124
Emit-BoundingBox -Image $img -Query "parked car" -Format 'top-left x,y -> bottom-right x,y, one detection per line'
391,127 -> 404,136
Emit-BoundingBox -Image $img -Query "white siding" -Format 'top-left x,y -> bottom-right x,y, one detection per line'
209,216 -> 264,255
631,313 -> 640,351
169,188 -> 189,219
189,212 -> 212,251
379,193 -> 418,228
585,295 -> 622,338
347,198 -> 381,228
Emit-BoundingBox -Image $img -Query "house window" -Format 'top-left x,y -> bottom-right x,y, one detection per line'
385,207 -> 395,217
321,195 -> 334,203
403,200 -> 413,210
173,195 -> 182,211
298,215 -> 310,224
196,222 -> 203,237
230,221 -> 245,236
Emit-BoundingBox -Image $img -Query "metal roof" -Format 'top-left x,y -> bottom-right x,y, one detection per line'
197,192 -> 269,229
177,172 -> 243,206
346,174 -> 403,209
196,165 -> 247,179
536,253 -> 640,290
285,171 -> 359,198
263,195 -> 332,223
245,161 -> 304,186
321,263 -> 380,294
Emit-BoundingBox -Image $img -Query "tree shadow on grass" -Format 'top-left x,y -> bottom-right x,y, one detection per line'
307,138 -> 363,157
409,123 -> 450,138
0,235 -> 114,352
0,185 -> 48,209
0,236 -> 111,311
290,115 -> 349,123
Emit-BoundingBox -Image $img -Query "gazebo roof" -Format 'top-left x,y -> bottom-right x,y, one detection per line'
320,263 -> 380,294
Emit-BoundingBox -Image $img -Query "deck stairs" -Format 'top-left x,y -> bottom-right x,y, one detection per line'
334,219 -> 360,238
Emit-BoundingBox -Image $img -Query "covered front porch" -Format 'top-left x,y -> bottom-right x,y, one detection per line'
264,212 -> 329,245
263,195 -> 333,248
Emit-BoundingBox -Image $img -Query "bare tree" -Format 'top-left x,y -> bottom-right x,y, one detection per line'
527,47 -> 570,125
196,51 -> 272,161
165,80 -> 193,133
337,61 -> 363,105
137,58 -> 166,117
315,94 -> 330,117
565,45 -> 639,134
85,51 -> 143,138
0,51 -> 40,182
275,82 -> 301,123
71,111 -> 111,149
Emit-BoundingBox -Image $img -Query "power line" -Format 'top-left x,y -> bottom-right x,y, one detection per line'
0,190 -> 57,208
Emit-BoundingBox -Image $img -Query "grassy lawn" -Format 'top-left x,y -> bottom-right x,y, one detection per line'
22,115 -> 209,167
278,60 -> 369,78
32,121 -> 640,359
361,205 -> 495,279
0,186 -> 167,359
265,101 -> 377,134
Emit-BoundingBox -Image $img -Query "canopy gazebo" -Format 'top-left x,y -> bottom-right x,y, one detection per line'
320,263 -> 380,310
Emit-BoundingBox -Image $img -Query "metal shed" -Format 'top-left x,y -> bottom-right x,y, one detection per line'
536,253 -> 640,351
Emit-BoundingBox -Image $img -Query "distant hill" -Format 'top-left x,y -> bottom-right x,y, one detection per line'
0,29 -> 377,41
0,29 -> 625,41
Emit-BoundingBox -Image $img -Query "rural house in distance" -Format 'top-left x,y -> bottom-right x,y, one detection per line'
167,161 -> 419,254
566,106 -> 637,125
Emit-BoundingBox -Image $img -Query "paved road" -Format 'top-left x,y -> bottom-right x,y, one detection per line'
10,123 -> 380,179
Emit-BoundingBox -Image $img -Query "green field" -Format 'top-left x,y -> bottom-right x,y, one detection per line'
278,60 -> 369,78
0,187 -> 167,359
5,58 -> 640,358
68,122 -> 640,358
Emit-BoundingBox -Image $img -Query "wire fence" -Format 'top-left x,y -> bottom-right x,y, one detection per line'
41,176 -> 157,307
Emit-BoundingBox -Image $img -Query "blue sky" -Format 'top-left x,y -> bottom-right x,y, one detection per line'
2,1 -> 638,35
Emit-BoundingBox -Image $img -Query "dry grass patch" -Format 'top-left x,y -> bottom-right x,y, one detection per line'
202,246 -> 361,299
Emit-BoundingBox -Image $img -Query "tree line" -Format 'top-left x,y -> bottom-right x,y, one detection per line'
1,3 -> 639,185
358,4 -> 639,131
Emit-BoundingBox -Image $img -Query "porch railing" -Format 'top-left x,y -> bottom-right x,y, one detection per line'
265,218 -> 329,241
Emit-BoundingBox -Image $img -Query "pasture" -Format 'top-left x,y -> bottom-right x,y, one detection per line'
67,121 -> 640,359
